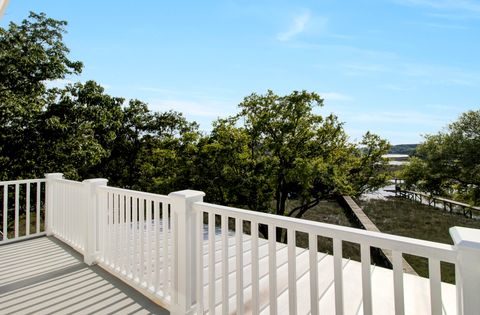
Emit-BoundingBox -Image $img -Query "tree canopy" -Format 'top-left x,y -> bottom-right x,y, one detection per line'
1,12 -> 391,222
193,91 -> 390,223
401,110 -> 480,205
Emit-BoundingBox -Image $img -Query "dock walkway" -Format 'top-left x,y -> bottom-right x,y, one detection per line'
391,189 -> 480,218
341,196 -> 418,275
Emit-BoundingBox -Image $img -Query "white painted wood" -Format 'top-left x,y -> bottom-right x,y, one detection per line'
0,177 -> 47,242
450,226 -> 480,315
455,263 -> 462,315
140,197 -> 145,283
251,220 -> 260,315
208,211 -> 215,315
235,217 -> 244,315
146,199 -> 152,285
333,238 -> 344,315
126,195 -> 132,277
288,228 -> 297,315
120,193 -> 126,273
193,202 -> 456,264
83,179 -> 108,265
3,184 -> 8,239
309,233 -> 319,315
133,196 -> 138,280
2,178 -> 471,314
25,183 -> 30,236
163,202 -> 169,295
428,258 -> 442,315
14,183 -> 19,238
221,215 -> 229,315
113,193 -> 119,270
154,201 -> 160,292
392,250 -> 405,315
36,182 -> 41,234
108,192 -> 113,266
361,243 -> 373,315
197,209 -> 204,314
268,224 -> 278,315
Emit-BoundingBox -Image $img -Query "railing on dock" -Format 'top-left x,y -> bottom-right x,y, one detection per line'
394,189 -> 480,218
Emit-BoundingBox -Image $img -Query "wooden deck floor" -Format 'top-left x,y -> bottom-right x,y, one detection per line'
0,237 -> 169,315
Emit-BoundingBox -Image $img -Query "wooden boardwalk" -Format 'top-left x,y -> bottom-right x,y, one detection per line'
341,196 -> 418,275
392,189 -> 480,218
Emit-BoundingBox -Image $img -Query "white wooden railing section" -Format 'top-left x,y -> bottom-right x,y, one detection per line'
2,173 -> 480,315
0,178 -> 46,243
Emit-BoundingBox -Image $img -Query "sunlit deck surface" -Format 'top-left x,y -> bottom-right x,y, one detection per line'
1,233 -> 458,315
0,237 -> 169,315
204,235 -> 457,315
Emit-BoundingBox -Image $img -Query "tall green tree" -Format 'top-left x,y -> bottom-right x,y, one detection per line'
40,81 -> 124,180
0,12 -> 82,180
402,110 -> 480,204
196,91 -> 390,227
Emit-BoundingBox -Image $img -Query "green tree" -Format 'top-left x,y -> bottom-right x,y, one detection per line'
40,81 -> 124,180
0,12 -> 82,180
132,111 -> 201,194
196,91 -> 390,230
402,110 -> 480,204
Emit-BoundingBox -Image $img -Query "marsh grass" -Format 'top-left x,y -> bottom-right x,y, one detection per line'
359,197 -> 480,283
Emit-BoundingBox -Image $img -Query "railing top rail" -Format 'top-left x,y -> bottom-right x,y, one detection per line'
98,185 -> 171,203
54,178 -> 84,187
194,201 -> 457,263
0,178 -> 46,185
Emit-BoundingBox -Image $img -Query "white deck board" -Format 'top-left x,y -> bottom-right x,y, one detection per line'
0,237 -> 168,315
1,231 -> 457,315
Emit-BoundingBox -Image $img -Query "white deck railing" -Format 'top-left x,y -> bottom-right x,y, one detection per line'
3,173 -> 480,315
0,178 -> 46,243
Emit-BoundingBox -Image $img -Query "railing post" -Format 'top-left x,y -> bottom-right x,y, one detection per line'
168,190 -> 205,315
450,226 -> 480,315
44,173 -> 64,236
83,178 -> 108,265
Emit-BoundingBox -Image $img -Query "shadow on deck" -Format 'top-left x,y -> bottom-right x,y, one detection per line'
0,236 -> 169,315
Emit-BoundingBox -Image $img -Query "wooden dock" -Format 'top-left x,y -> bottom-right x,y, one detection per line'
340,196 -> 418,275
391,189 -> 480,218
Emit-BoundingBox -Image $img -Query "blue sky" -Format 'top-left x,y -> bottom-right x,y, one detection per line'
2,0 -> 480,144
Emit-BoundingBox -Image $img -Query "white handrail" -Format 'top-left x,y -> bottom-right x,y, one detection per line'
192,201 -> 459,315
7,174 -> 480,315
193,201 -> 456,263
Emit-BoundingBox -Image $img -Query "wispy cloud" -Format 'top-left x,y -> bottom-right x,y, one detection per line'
320,92 -> 353,101
379,84 -> 414,91
342,62 -> 480,87
394,0 -> 480,20
394,0 -> 480,12
277,11 -> 312,41
422,22 -> 469,29
345,110 -> 449,126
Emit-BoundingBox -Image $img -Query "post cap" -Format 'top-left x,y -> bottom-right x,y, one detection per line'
45,173 -> 64,179
450,226 -> 480,251
83,178 -> 108,185
168,190 -> 205,199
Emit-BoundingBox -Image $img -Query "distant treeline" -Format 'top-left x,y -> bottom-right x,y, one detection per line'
389,144 -> 417,155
